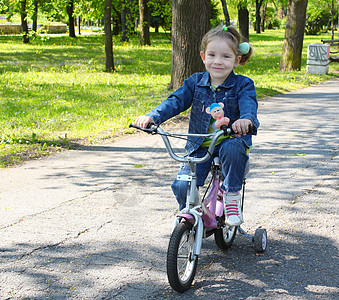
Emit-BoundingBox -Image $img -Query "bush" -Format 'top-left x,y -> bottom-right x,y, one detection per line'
268,18 -> 280,29
305,10 -> 332,35
280,17 -> 286,30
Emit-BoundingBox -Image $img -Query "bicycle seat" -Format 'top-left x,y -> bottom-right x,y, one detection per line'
213,157 -> 250,176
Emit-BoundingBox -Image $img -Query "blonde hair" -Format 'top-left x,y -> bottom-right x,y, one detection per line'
200,25 -> 252,65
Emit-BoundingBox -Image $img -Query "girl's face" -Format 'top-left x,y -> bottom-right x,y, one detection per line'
200,37 -> 241,86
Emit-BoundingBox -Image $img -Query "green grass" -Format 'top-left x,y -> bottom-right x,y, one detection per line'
0,29 -> 338,167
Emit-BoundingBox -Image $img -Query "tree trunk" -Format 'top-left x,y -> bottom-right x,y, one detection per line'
220,0 -> 230,26
238,5 -> 249,42
129,0 -> 135,32
279,0 -> 308,71
104,0 -> 115,72
67,0 -> 76,38
112,7 -> 121,35
139,0 -> 151,45
261,2 -> 267,32
331,0 -> 339,40
121,0 -> 129,42
78,17 -> 81,35
255,0 -> 264,33
32,0 -> 38,32
21,0 -> 29,43
170,0 -> 210,90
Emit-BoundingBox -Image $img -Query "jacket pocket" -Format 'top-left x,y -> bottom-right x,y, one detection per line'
190,98 -> 205,125
224,95 -> 240,121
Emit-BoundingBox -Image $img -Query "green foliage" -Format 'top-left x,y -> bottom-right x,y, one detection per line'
74,0 -> 105,21
0,1 -> 9,14
265,7 -> 281,29
306,0 -> 339,35
280,17 -> 287,30
305,10 -> 332,35
149,0 -> 172,32
0,30 -> 338,167
148,0 -> 226,32
308,0 -> 338,21
210,0 -> 221,28
148,1 -> 223,32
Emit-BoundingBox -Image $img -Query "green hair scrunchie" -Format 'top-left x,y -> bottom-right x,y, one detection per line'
239,42 -> 250,55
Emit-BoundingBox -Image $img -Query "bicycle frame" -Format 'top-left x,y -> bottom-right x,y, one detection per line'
154,126 -> 232,257
129,124 -> 238,256
201,163 -> 225,229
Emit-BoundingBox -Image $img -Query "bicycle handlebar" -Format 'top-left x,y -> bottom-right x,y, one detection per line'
129,123 -> 252,164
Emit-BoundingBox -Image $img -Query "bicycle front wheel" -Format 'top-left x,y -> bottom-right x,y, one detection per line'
166,221 -> 198,293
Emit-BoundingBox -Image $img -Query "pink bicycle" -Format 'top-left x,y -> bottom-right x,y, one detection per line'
130,124 -> 267,293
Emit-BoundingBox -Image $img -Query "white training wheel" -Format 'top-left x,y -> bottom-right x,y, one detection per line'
254,228 -> 267,253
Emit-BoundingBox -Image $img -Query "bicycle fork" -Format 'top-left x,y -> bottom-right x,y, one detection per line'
175,168 -> 204,257
175,210 -> 204,258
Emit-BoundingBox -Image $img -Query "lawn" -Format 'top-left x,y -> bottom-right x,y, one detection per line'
0,29 -> 338,167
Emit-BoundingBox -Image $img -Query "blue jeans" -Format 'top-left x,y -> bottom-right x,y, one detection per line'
171,137 -> 249,210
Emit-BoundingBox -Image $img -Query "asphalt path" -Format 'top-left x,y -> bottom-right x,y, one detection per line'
0,78 -> 338,299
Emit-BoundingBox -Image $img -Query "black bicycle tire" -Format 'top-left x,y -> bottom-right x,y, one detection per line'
166,221 -> 198,293
214,224 -> 238,250
254,228 -> 267,253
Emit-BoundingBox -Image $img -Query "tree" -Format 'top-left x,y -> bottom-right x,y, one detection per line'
220,0 -> 231,25
238,1 -> 249,41
20,0 -> 29,43
280,0 -> 308,71
121,0 -> 137,42
170,0 -> 210,90
255,0 -> 265,33
32,0 -> 38,32
104,0 -> 115,72
307,0 -> 338,39
330,0 -> 337,40
139,0 -> 151,45
121,0 -> 130,42
66,0 -> 76,37
260,1 -> 267,32
149,0 -> 172,33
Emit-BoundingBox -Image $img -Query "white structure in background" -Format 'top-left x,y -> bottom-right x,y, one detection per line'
306,43 -> 330,74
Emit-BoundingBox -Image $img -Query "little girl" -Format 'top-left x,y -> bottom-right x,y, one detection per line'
134,25 -> 259,227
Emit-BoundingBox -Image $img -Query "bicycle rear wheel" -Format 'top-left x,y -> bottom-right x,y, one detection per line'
214,224 -> 237,250
167,221 -> 198,293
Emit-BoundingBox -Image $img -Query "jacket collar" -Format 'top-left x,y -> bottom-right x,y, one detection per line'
198,71 -> 236,88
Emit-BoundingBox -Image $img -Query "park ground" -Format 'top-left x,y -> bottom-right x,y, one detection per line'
0,78 -> 338,299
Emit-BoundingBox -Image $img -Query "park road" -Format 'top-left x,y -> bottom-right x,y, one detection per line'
0,78 -> 338,299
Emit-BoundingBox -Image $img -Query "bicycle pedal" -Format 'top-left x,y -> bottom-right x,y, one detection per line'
215,216 -> 225,227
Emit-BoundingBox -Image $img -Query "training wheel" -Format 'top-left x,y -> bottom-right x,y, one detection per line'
254,228 -> 267,253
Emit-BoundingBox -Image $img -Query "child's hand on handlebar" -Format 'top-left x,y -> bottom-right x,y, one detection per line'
134,115 -> 155,129
232,119 -> 253,137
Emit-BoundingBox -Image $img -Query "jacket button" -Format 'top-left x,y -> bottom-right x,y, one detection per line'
216,88 -> 221,92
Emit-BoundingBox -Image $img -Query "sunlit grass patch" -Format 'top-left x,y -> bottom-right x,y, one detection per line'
0,30 -> 338,167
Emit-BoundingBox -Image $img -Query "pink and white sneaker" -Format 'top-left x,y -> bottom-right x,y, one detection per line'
223,192 -> 243,226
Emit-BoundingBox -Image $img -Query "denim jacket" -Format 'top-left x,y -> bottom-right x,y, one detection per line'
147,71 -> 259,155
